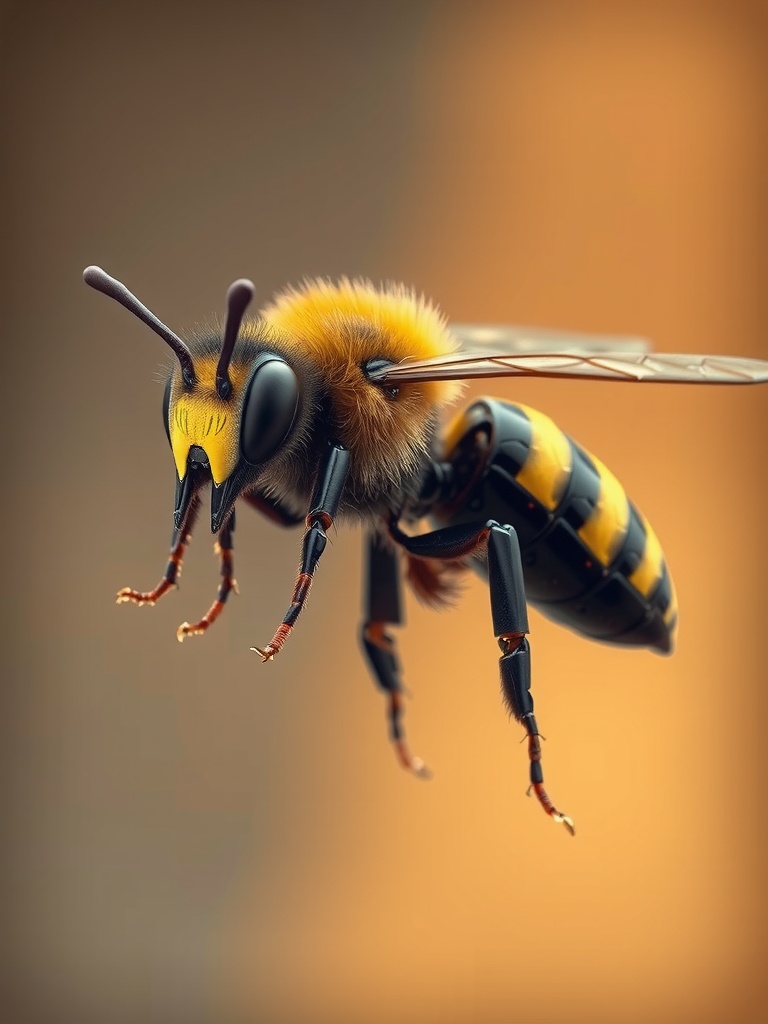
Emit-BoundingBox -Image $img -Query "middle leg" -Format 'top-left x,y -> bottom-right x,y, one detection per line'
361,531 -> 430,778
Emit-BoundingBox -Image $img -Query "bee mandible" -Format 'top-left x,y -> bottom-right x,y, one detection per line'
84,266 -> 768,835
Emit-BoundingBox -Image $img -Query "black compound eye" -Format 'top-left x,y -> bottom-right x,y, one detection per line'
162,379 -> 172,444
240,356 -> 300,465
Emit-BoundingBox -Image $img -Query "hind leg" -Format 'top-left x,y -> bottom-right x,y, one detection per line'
390,516 -> 574,834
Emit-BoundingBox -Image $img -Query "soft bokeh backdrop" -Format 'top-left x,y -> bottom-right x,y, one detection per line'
2,2 -> 767,1022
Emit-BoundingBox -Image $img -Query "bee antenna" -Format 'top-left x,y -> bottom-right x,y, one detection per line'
216,278 -> 255,399
83,266 -> 197,387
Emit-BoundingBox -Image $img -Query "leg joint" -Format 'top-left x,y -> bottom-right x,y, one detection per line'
499,637 -> 533,720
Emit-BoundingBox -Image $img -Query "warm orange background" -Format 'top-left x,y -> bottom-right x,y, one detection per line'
2,2 -> 767,1022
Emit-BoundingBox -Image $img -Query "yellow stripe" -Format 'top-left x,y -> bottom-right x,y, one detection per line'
515,404 -> 572,511
576,453 -> 630,567
629,516 -> 664,597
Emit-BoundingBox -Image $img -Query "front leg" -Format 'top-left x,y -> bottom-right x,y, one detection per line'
361,531 -> 431,778
116,493 -> 201,607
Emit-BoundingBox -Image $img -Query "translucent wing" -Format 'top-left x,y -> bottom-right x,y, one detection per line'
450,324 -> 652,356
369,333 -> 768,386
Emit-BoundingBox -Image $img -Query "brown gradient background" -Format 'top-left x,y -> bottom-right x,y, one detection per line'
2,2 -> 767,1022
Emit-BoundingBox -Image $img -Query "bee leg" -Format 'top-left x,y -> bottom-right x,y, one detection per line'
389,517 -> 574,834
252,441 -> 350,661
116,493 -> 201,607
177,514 -> 238,641
361,532 -> 431,779
488,524 -> 575,836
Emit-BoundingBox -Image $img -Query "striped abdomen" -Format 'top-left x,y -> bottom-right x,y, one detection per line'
435,399 -> 677,652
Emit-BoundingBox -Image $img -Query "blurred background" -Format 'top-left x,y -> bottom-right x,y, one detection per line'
2,2 -> 767,1022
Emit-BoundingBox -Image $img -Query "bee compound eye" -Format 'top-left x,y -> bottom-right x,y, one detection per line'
240,357 -> 300,465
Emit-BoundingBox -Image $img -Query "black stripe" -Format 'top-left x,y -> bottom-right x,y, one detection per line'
491,402 -> 533,479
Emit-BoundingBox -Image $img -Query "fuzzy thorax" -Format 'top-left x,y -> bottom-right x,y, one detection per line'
260,278 -> 462,509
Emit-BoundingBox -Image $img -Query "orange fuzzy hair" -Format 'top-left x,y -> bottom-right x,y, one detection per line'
260,278 -> 462,502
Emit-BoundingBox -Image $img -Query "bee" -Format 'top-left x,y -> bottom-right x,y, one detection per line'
84,266 -> 768,835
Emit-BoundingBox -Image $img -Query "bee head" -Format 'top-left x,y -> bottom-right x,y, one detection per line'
84,267 -> 300,533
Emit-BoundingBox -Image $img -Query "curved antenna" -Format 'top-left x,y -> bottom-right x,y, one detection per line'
83,266 -> 197,387
216,278 -> 255,399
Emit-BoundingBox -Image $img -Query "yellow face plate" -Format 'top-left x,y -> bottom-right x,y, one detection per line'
168,355 -> 251,485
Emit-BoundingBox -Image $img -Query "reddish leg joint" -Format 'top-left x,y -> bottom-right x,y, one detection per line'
499,631 -> 526,654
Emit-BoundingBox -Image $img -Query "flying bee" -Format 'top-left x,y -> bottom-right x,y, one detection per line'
84,266 -> 768,835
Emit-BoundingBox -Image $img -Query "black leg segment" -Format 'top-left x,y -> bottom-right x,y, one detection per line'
487,523 -> 529,637
361,532 -> 430,778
